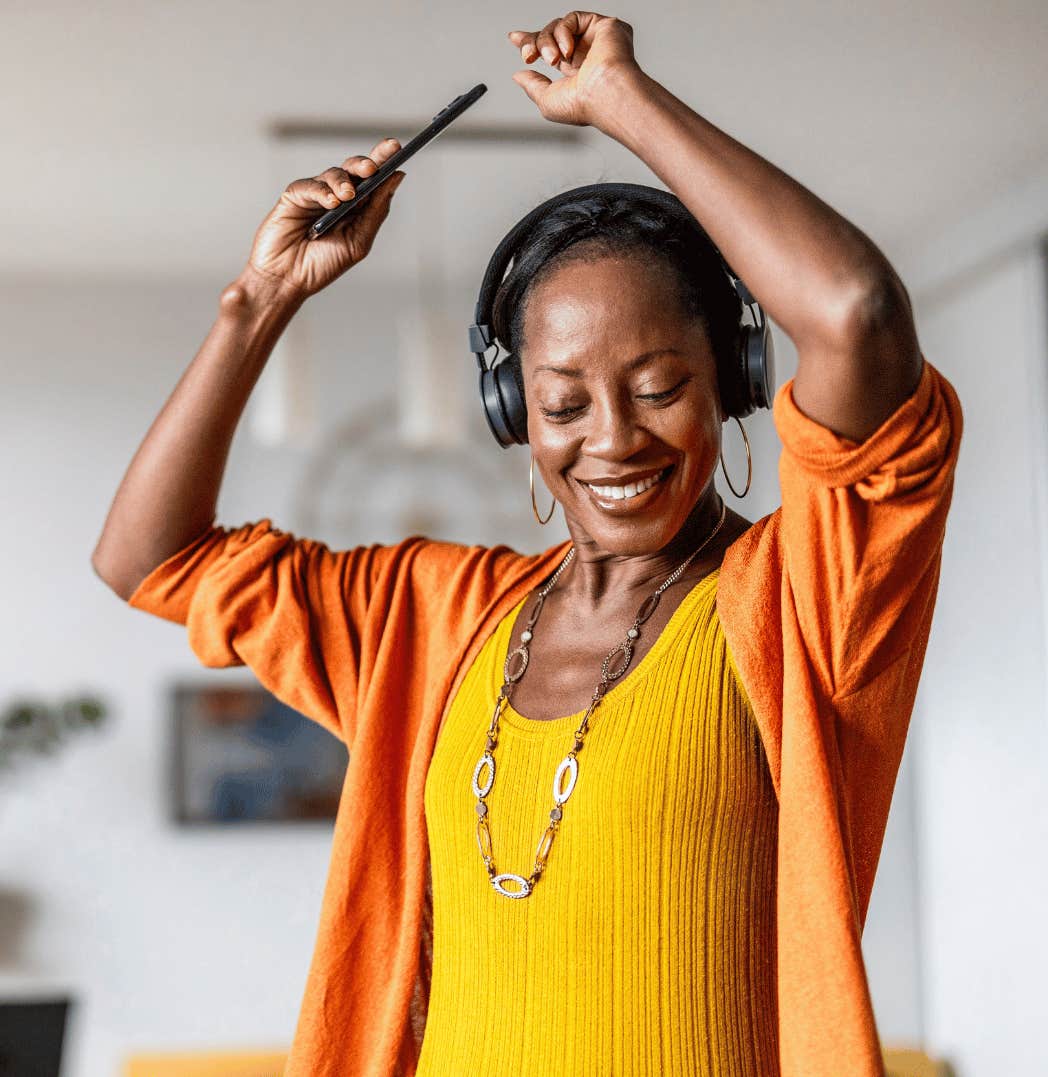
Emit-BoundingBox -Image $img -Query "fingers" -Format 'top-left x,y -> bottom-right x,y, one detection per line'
509,29 -> 539,62
283,176 -> 344,212
553,19 -> 576,58
535,20 -> 562,65
333,135 -> 402,195
282,137 -> 402,212
341,135 -> 401,176
509,14 -> 581,65
318,166 -> 358,202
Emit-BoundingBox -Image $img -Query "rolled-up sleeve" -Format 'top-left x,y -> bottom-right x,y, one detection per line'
773,354 -> 964,701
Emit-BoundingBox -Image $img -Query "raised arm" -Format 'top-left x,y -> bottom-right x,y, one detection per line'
508,12 -> 922,442
91,138 -> 407,600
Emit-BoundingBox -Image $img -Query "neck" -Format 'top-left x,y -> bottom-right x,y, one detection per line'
555,487 -> 726,608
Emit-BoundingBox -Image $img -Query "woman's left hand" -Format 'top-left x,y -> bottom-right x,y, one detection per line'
507,12 -> 642,127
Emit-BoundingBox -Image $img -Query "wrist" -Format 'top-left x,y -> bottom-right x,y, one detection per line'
220,263 -> 307,322
586,64 -> 659,141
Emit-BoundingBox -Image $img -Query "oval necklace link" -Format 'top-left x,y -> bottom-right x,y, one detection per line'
470,494 -> 727,898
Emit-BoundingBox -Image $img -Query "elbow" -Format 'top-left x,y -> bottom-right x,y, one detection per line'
831,268 -> 925,406
837,265 -> 915,340
90,543 -> 137,603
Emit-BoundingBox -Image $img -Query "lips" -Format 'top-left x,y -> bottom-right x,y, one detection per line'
576,464 -> 675,511
577,465 -> 670,486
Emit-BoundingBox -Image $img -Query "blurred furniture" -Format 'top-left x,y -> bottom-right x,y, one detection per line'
883,1045 -> 956,1077
123,1049 -> 288,1076
0,997 -> 70,1077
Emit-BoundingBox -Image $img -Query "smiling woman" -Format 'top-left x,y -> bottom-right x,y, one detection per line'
93,10 -> 963,1077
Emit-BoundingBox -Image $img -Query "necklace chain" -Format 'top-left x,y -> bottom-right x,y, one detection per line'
470,494 -> 728,899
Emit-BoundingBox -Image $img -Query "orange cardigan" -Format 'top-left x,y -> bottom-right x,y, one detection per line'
126,355 -> 962,1077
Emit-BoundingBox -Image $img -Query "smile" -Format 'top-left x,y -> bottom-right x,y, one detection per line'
579,465 -> 674,509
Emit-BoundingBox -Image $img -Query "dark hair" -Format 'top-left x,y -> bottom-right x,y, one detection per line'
490,191 -> 743,408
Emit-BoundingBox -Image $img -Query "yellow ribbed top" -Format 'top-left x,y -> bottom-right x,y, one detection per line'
417,568 -> 779,1076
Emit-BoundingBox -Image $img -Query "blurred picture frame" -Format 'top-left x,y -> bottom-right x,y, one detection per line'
170,682 -> 347,824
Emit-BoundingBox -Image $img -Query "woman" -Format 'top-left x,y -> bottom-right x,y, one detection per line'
92,12 -> 963,1077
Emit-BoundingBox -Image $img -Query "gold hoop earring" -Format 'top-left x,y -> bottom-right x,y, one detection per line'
530,454 -> 556,525
719,415 -> 752,497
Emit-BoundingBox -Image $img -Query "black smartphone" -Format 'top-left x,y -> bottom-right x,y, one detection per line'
308,83 -> 487,240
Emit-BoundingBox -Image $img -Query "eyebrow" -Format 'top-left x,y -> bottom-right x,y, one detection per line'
534,348 -> 684,378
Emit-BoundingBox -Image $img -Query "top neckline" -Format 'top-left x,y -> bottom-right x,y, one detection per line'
496,566 -> 721,737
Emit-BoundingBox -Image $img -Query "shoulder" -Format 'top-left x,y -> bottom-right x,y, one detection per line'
370,534 -> 568,610
716,507 -> 784,594
705,506 -> 765,573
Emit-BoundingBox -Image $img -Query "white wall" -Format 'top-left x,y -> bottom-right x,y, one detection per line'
907,242 -> 1048,1076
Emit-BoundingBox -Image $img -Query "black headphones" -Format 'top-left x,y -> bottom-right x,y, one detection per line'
468,181 -> 776,448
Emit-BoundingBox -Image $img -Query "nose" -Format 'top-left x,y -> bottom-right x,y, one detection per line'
583,395 -> 651,459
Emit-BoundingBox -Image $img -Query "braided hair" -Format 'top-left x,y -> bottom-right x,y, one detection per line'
490,190 -> 743,414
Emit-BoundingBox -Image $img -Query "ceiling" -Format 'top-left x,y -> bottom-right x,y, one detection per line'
2,0 -> 1046,284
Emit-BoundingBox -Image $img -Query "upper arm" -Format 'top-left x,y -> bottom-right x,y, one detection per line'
791,270 -> 925,443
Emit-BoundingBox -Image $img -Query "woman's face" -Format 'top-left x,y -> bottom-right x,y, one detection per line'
520,252 -> 726,557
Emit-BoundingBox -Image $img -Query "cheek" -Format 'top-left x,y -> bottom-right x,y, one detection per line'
659,393 -> 720,447
527,424 -> 574,480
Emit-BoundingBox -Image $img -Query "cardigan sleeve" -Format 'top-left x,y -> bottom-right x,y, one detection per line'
125,520 -> 421,747
769,353 -> 964,923
772,353 -> 964,701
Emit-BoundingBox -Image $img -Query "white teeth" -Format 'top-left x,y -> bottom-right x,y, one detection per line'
586,468 -> 666,501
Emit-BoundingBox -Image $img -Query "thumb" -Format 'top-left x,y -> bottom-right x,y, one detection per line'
512,69 -> 552,106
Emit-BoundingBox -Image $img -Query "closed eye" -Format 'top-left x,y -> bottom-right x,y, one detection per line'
637,385 -> 685,404
540,403 -> 584,419
639,378 -> 690,403
539,377 -> 690,420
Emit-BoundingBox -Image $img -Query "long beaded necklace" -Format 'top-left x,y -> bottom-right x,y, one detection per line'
471,494 -> 727,899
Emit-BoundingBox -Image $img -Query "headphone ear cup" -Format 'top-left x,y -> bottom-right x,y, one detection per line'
716,335 -> 747,420
497,354 -> 529,444
722,322 -> 775,419
480,354 -> 529,446
752,318 -> 775,410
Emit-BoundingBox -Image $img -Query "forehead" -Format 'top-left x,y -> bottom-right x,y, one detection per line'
520,254 -> 695,363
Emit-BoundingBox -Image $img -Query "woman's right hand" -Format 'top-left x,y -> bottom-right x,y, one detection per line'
243,136 -> 406,301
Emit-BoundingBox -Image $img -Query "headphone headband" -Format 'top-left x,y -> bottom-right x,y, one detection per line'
469,181 -> 775,446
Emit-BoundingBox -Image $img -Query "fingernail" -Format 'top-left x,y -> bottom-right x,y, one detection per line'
542,45 -> 556,63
